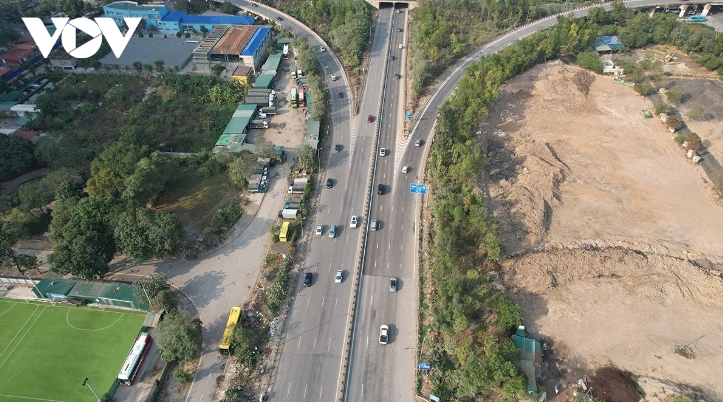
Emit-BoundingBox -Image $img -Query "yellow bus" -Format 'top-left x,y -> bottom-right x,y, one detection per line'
279,221 -> 290,242
219,307 -> 242,356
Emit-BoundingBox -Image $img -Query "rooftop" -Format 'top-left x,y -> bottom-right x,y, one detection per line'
232,65 -> 253,76
211,26 -> 256,55
242,27 -> 270,56
104,1 -> 167,12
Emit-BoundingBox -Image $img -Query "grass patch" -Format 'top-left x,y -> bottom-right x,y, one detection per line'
156,167 -> 238,234
0,300 -> 145,402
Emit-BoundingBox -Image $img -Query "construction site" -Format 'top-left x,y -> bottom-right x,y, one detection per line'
483,60 -> 723,401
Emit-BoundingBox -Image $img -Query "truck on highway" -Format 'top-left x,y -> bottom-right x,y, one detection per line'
278,209 -> 298,219
248,120 -> 269,129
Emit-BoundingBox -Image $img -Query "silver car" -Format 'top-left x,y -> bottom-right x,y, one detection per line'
329,224 -> 337,238
350,215 -> 359,228
316,225 -> 323,236
389,277 -> 397,292
335,270 -> 343,283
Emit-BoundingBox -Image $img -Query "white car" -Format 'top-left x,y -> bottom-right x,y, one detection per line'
350,215 -> 359,228
402,165 -> 410,173
319,45 -> 326,52
315,225 -> 323,236
379,325 -> 389,344
335,270 -> 343,283
380,148 -> 386,157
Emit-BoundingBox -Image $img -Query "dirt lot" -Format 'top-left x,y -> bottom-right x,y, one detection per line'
484,61 -> 723,400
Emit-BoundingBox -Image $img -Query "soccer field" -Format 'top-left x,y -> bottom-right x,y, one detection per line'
0,299 -> 146,402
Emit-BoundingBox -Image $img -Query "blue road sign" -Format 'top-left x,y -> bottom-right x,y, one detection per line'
410,183 -> 427,194
418,363 -> 431,370
405,113 -> 413,119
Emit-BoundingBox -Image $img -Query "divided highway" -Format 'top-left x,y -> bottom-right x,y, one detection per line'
266,7 -> 394,403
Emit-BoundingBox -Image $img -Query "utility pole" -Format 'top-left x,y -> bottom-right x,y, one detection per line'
82,378 -> 100,402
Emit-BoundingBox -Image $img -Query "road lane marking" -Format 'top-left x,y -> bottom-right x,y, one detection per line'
401,244 -> 403,250
297,336 -> 302,349
401,224 -> 404,230
313,336 -> 317,350
303,384 -> 307,399
329,262 -> 332,271
361,384 -> 364,399
402,206 -> 405,212
307,297 -> 310,307
322,296 -> 325,307
374,260 -> 377,267
287,383 -> 291,397
328,337 -> 332,351
347,233 -> 349,241
335,297 -> 338,307
389,243 -> 391,250
320,387 -> 323,400
376,243 -> 379,249
387,262 -> 390,268
366,336 -> 369,349
371,295 -> 374,307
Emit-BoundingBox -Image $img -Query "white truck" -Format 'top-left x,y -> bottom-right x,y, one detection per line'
248,120 -> 269,129
288,178 -> 308,194
278,209 -> 298,219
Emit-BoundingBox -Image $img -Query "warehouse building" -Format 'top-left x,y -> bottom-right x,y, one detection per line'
192,25 -> 272,71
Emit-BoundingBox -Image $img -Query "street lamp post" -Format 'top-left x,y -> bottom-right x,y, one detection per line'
317,148 -> 322,167
82,378 -> 100,402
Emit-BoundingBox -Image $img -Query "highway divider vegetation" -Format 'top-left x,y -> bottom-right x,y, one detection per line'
420,2 -> 723,399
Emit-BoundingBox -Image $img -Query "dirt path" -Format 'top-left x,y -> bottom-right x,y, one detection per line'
484,61 -> 723,400
0,167 -> 52,195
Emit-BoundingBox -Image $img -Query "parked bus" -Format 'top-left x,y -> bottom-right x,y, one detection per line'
290,87 -> 298,108
279,221 -> 290,242
219,307 -> 242,356
282,44 -> 289,59
298,88 -> 306,107
118,332 -> 153,386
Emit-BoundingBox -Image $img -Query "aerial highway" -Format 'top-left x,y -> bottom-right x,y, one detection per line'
208,1 -> 688,402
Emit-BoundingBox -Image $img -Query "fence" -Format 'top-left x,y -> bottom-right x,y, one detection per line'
0,277 -> 37,286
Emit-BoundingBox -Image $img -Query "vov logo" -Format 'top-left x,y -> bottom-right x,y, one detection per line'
23,17 -> 141,59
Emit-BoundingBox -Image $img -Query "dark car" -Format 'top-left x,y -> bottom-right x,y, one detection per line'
276,16 -> 283,21
377,184 -> 384,195
252,3 -> 257,6
326,178 -> 333,188
304,272 -> 312,287
338,91 -> 343,98
398,28 -> 403,32
390,55 -> 397,60
335,144 -> 342,152
395,73 -> 401,79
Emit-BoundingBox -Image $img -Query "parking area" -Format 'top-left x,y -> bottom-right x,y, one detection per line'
99,36 -> 197,69
245,55 -> 309,150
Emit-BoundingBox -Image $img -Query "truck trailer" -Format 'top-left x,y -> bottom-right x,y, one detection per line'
278,209 -> 298,219
244,96 -> 271,106
248,120 -> 269,129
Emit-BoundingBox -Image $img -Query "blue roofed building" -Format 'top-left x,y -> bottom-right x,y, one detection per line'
192,25 -> 272,71
104,1 -> 255,35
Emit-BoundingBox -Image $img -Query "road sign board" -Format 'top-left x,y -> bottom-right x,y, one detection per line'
405,113 -> 413,119
418,363 -> 431,370
409,183 -> 427,194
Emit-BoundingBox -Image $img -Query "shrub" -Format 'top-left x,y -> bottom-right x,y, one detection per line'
576,52 -> 603,74
265,271 -> 290,316
211,202 -> 241,235
174,368 -> 190,384
634,81 -> 654,96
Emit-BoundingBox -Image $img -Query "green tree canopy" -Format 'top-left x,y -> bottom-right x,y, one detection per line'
132,272 -> 177,311
155,308 -> 203,363
114,207 -> 185,261
48,197 -> 116,280
0,135 -> 36,181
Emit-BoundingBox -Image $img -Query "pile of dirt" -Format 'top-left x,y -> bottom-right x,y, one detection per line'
484,60 -> 723,399
588,367 -> 641,402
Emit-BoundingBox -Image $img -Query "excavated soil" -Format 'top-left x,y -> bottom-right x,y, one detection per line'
486,61 -> 723,400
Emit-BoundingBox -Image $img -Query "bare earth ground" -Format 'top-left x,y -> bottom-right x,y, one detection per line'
484,61 -> 723,400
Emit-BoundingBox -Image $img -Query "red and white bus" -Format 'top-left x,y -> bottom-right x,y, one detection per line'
118,332 -> 153,386
298,88 -> 306,107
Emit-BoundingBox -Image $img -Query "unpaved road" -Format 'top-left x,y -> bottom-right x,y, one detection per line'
484,61 -> 723,400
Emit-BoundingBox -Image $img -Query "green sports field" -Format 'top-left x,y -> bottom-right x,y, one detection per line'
0,299 -> 146,402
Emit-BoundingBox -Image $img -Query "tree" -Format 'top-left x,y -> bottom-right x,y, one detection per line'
296,144 -> 318,171
576,51 -> 603,74
155,308 -> 203,363
0,135 -> 36,181
211,64 -> 225,77
0,222 -> 39,274
48,197 -> 116,280
254,137 -> 276,160
17,168 -> 82,209
220,2 -> 236,14
653,100 -> 670,115
686,105 -> 704,121
228,152 -> 260,189
132,273 -> 177,311
35,92 -> 68,118
115,208 -> 185,260
154,59 -> 165,72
